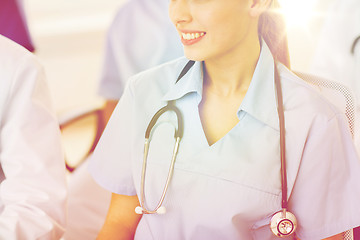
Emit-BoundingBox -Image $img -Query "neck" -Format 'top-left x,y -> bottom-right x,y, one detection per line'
203,36 -> 261,97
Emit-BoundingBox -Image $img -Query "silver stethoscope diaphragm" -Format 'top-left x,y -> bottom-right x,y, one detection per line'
270,209 -> 297,237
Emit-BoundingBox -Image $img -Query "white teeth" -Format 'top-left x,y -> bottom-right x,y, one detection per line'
182,32 -> 205,40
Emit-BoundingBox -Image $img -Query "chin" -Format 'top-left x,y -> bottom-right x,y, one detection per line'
184,51 -> 206,62
183,46 -> 217,62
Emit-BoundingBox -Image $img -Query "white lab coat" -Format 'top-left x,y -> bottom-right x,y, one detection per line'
0,35 -> 67,239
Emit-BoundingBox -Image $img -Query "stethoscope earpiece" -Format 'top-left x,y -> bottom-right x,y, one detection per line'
135,206 -> 144,215
156,206 -> 167,214
270,210 -> 297,238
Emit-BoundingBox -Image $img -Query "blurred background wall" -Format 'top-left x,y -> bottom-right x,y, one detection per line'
25,0 -> 127,115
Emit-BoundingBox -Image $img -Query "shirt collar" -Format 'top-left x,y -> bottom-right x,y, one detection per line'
240,41 -> 279,130
162,60 -> 203,103
162,41 -> 279,130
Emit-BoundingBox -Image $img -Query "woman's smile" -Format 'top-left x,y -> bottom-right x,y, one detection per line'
180,31 -> 206,45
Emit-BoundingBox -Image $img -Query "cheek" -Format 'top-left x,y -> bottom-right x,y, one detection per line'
207,14 -> 245,45
168,4 -> 176,26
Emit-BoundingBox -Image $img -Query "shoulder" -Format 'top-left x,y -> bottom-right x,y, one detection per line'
277,63 -> 342,121
127,57 -> 189,96
0,35 -> 43,80
0,35 -> 46,114
0,35 -> 37,60
0,35 -> 44,89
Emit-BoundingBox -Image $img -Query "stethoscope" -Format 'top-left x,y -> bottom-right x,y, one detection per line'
351,35 -> 360,55
134,60 -> 298,238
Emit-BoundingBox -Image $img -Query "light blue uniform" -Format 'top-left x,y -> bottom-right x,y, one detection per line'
89,43 -> 360,239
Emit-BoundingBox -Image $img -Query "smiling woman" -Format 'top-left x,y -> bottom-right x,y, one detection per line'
88,0 -> 360,239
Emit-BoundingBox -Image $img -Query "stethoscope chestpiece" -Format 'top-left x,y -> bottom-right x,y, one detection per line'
270,209 -> 297,238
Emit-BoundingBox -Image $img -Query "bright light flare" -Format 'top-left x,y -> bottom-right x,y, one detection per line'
278,0 -> 317,28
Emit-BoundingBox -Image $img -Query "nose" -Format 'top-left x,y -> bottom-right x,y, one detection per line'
169,0 -> 192,28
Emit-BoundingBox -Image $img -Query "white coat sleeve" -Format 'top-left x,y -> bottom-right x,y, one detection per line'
289,113 -> 360,239
0,54 -> 67,239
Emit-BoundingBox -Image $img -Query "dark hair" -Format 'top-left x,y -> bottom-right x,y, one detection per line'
258,0 -> 290,68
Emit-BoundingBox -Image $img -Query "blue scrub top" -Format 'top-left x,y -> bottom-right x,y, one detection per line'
89,43 -> 360,239
97,0 -> 183,100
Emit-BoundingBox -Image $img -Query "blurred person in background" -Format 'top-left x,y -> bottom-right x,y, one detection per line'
310,0 -> 360,97
0,34 -> 66,239
309,0 -> 360,238
0,0 -> 35,52
63,0 -> 183,239
310,0 -> 360,148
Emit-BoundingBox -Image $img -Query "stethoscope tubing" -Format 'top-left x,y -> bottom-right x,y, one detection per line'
145,103 -> 184,139
351,35 -> 360,55
139,137 -> 181,214
274,64 -> 288,210
138,102 -> 183,214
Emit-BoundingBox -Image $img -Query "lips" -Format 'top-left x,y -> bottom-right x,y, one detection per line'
180,31 -> 206,45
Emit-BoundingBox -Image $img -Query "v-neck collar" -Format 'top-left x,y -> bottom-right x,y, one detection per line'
162,41 -> 280,131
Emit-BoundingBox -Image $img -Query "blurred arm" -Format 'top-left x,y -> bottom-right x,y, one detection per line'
323,233 -> 344,239
101,99 -> 118,126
